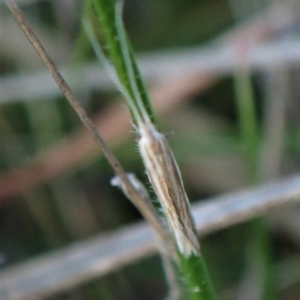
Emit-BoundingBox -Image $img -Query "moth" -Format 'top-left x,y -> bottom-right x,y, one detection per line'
138,121 -> 200,257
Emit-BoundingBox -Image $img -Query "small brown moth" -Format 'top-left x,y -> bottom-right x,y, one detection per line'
138,121 -> 200,257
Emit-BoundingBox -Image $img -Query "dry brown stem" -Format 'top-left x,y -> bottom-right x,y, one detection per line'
4,0 -> 167,243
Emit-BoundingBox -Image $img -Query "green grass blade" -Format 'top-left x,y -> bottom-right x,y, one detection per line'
90,0 -> 155,124
82,17 -> 141,124
233,69 -> 258,181
233,68 -> 275,300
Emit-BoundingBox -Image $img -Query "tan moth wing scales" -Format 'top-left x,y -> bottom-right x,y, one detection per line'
138,121 -> 200,257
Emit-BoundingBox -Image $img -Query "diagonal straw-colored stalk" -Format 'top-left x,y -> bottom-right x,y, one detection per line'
4,0 -> 167,254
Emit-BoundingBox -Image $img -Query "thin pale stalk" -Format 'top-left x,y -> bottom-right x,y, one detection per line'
91,0 -> 155,124
82,17 -> 142,125
4,0 -> 167,245
114,1 -> 151,124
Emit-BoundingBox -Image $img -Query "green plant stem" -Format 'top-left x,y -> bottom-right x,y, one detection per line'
179,253 -> 216,300
251,218 -> 275,300
90,0 -> 155,124
234,68 -> 275,300
233,69 -> 258,181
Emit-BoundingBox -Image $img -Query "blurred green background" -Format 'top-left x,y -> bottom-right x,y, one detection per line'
1,0 -> 300,299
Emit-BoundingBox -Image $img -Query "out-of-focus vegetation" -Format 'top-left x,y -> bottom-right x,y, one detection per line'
1,0 -> 300,299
